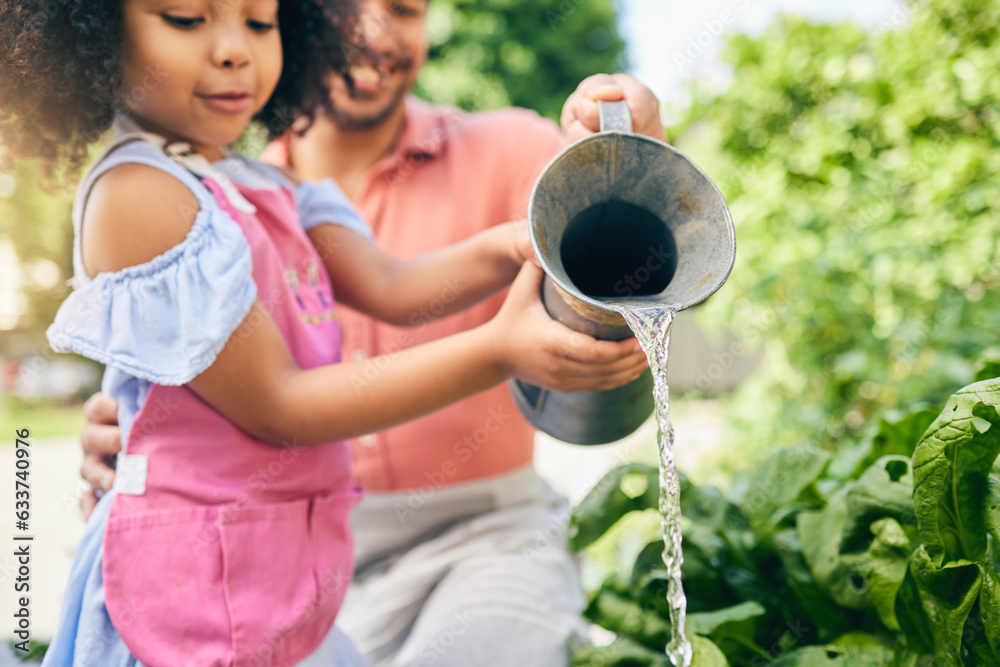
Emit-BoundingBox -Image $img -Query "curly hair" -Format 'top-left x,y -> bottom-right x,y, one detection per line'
0,0 -> 356,179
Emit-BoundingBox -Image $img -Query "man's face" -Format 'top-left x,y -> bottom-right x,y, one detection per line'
329,0 -> 429,131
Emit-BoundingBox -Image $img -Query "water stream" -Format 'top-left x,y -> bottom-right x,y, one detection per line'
622,305 -> 691,667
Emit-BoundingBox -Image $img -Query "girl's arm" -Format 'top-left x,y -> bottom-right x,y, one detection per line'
306,221 -> 529,326
81,167 -> 646,447
187,261 -> 646,445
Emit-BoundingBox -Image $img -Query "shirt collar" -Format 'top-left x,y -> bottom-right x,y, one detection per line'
389,97 -> 465,162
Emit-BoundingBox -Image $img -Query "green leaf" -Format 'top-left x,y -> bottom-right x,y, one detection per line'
839,456 -> 916,554
846,518 -> 911,631
771,646 -> 847,666
687,601 -> 766,664
854,407 -> 941,474
632,540 -> 669,588
687,600 -> 766,638
771,634 -> 893,665
894,563 -> 935,657
832,409 -> 939,483
973,348 -> 1000,384
741,444 -> 831,538
798,494 -> 858,607
984,476 -> 1000,546
973,564 -> 1000,661
772,528 -> 854,640
681,481 -> 738,527
569,463 -> 659,551
887,641 -> 924,667
571,638 -> 670,667
690,635 -> 730,667
912,380 -> 1000,565
975,365 -> 1000,385
799,457 -> 916,616
634,539 -> 732,614
905,546 -> 982,666
964,637 -> 998,667
583,586 -> 671,650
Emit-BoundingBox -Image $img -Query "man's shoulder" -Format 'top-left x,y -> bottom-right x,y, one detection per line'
404,98 -> 566,154
439,106 -> 568,166
460,106 -> 563,141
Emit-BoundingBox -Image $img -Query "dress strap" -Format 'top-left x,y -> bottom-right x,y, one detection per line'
108,115 -> 258,215
67,116 -> 257,289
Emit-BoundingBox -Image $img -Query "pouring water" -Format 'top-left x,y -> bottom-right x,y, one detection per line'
622,305 -> 690,666
508,99 -> 735,666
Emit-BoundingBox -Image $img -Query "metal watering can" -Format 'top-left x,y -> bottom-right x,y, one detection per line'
508,100 -> 736,445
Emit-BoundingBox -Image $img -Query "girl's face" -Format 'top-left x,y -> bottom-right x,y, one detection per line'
120,0 -> 283,160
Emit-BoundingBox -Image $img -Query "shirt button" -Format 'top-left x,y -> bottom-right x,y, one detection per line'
350,349 -> 367,361
359,434 -> 377,447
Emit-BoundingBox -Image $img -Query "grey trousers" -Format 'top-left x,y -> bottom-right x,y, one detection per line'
338,465 -> 590,667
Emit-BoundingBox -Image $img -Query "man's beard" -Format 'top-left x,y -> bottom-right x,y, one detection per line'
328,82 -> 409,132
330,47 -> 415,132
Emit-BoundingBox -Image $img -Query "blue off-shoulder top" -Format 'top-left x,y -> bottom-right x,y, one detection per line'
46,140 -> 372,448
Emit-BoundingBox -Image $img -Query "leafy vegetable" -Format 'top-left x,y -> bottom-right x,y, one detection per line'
911,382 -> 1000,565
572,379 -> 1000,665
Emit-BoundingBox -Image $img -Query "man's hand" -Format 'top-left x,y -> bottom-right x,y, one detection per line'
560,73 -> 667,143
79,392 -> 121,518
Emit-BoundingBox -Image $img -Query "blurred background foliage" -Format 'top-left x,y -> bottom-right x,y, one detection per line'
415,0 -> 626,118
674,0 -> 1000,465
0,164 -> 74,337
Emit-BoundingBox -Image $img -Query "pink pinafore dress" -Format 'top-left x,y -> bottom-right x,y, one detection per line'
94,142 -> 361,666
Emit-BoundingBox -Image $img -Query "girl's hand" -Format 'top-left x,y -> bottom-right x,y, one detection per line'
486,262 -> 649,392
505,219 -> 540,267
560,73 -> 667,144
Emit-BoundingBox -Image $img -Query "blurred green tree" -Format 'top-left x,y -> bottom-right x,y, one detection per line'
673,0 -> 1000,458
415,0 -> 626,118
0,162 -> 74,356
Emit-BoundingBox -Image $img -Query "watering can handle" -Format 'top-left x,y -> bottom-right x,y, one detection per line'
598,100 -> 633,134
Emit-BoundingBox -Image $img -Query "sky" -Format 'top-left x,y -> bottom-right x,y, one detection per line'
618,0 -> 909,118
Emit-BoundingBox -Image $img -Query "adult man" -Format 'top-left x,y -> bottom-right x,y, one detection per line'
79,0 -> 667,664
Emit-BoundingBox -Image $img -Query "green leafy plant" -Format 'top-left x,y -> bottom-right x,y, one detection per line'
672,0 -> 1000,460
571,378 -> 1000,666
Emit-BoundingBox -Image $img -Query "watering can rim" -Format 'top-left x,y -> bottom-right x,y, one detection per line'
526,125 -> 737,315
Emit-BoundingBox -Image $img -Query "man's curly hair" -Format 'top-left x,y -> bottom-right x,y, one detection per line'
0,0 -> 356,179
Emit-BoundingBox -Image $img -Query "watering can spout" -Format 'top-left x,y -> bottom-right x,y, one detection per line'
509,100 -> 736,445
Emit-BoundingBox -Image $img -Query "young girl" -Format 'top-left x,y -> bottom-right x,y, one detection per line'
0,0 -> 646,665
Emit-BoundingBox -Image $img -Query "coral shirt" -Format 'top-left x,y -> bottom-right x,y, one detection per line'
264,98 -> 568,491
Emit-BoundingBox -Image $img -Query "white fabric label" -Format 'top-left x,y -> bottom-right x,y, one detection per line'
114,454 -> 149,496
